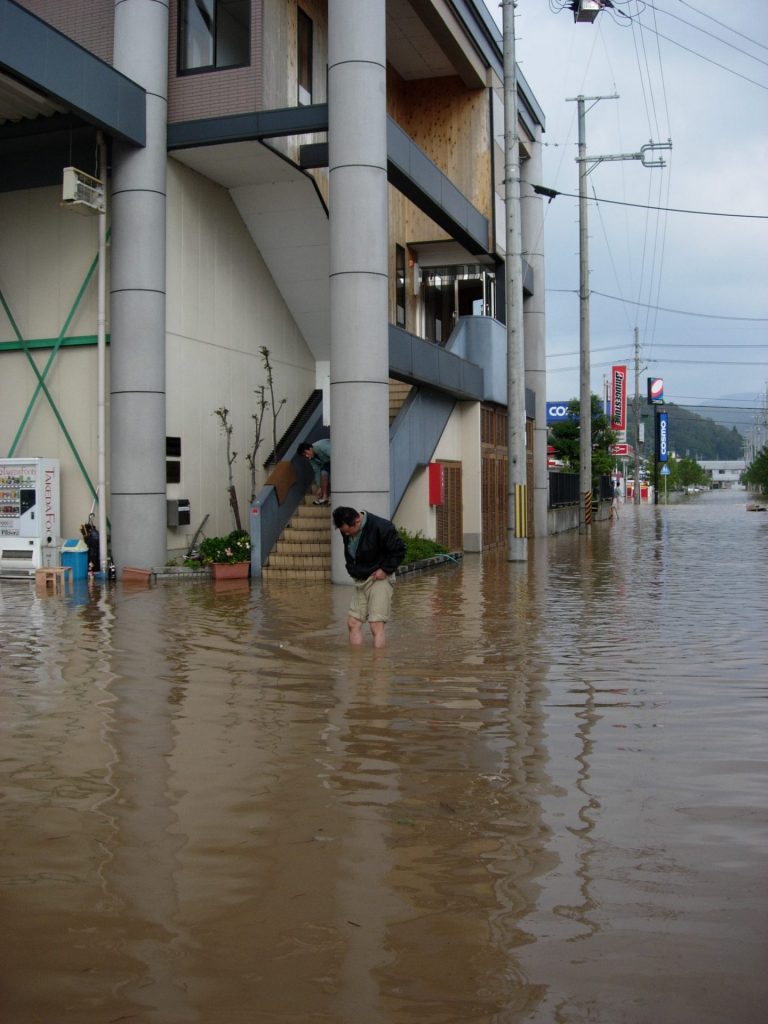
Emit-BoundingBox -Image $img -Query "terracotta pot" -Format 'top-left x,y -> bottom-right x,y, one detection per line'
211,561 -> 250,581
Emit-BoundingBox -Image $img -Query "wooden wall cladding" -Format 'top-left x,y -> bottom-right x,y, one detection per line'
387,70 -> 493,222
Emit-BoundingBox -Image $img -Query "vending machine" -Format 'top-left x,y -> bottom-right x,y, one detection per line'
0,458 -> 61,576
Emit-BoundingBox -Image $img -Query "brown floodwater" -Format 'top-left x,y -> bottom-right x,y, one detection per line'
1,488 -> 766,1023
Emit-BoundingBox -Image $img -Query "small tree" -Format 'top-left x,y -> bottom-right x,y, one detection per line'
214,407 -> 242,531
245,384 -> 268,503
743,445 -> 768,494
260,346 -> 286,464
676,456 -> 709,489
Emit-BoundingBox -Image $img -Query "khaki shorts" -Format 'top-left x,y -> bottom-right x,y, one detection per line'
349,575 -> 395,623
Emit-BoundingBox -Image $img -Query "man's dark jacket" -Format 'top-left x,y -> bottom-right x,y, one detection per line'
341,512 -> 406,580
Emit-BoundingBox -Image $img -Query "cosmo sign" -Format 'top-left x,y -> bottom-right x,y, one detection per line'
658,411 -> 669,462
547,402 -> 574,424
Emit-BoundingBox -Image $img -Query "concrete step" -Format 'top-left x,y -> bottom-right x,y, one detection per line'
262,492 -> 332,581
280,527 -> 329,543
262,566 -> 330,582
267,552 -> 331,570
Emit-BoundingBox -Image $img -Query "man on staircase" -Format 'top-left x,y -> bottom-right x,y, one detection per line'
298,439 -> 331,505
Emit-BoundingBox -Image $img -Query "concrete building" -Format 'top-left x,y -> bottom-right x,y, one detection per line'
698,461 -> 746,489
0,0 -> 547,578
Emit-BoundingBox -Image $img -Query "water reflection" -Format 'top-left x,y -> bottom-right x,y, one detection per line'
0,490 -> 765,1023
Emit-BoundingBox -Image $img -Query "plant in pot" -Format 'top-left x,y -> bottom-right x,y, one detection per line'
198,529 -> 251,580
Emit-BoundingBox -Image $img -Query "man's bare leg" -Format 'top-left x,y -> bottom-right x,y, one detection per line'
369,621 -> 386,649
348,615 -> 364,646
319,471 -> 330,501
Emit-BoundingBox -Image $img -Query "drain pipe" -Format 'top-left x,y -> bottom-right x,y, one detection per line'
97,131 -> 108,575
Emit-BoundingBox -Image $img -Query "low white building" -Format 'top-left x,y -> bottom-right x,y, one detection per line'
699,461 -> 746,488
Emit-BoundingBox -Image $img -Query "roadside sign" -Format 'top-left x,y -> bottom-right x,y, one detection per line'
660,465 -> 671,476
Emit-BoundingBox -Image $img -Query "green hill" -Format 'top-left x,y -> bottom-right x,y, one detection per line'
627,403 -> 744,460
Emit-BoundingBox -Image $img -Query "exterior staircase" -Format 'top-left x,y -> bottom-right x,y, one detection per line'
261,494 -> 331,581
389,378 -> 412,423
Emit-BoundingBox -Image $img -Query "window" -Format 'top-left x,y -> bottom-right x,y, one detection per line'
395,245 -> 406,327
298,8 -> 313,106
179,0 -> 250,73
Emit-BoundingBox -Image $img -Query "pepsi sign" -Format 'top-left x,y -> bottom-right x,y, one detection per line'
648,377 -> 664,404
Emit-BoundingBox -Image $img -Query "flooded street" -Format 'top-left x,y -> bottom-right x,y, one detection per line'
1,488 -> 766,1023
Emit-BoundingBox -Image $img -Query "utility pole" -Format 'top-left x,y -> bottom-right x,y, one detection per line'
502,0 -> 527,561
569,94 -> 617,534
633,326 -> 642,505
567,93 -> 670,532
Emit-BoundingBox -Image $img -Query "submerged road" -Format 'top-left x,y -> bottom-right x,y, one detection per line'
0,487 -> 765,1023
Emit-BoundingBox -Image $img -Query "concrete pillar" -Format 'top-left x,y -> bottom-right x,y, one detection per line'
521,126 -> 548,539
328,0 -> 389,584
110,0 -> 169,572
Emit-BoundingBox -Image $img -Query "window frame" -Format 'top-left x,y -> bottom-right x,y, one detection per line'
177,0 -> 251,76
395,245 -> 406,328
297,8 -> 313,106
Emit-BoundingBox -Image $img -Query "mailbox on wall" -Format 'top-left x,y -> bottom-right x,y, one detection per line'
428,462 -> 444,506
167,498 -> 191,527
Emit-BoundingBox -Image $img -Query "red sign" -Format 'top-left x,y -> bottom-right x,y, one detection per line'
611,443 -> 630,456
611,365 -> 627,433
428,462 -> 444,505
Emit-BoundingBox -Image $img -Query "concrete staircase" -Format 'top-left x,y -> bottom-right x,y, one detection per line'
261,495 -> 331,581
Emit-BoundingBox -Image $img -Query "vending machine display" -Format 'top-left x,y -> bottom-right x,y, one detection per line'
0,458 -> 61,575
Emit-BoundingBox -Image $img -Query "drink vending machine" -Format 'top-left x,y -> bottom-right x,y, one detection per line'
0,458 -> 61,576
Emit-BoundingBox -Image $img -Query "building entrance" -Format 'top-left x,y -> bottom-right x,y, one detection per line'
422,265 -> 495,345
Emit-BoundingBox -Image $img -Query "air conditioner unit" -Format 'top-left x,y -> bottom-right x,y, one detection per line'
61,166 -> 105,214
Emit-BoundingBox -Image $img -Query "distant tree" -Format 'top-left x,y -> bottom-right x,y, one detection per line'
743,446 -> 768,494
663,456 -> 709,490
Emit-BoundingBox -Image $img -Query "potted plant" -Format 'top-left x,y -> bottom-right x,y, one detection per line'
198,529 -> 251,580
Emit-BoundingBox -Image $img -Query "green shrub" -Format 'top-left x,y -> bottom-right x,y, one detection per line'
398,527 -> 450,564
198,529 -> 251,564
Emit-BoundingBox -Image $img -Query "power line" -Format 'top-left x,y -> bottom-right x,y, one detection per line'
549,342 -> 768,358
609,5 -> 768,90
645,357 -> 768,366
532,185 -> 768,219
674,403 -> 766,412
673,0 -> 768,54
675,393 -> 768,404
546,287 -> 768,321
638,1 -> 768,69
593,290 -> 768,321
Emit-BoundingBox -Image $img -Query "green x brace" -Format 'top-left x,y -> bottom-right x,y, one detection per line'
1,232 -> 110,514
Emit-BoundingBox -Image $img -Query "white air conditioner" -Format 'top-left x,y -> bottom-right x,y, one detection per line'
61,166 -> 105,214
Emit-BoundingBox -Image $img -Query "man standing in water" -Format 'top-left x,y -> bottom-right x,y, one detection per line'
332,506 -> 406,648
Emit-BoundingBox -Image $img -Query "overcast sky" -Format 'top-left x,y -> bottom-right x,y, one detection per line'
481,0 -> 768,426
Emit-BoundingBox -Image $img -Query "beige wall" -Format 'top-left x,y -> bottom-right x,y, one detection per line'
0,165 -> 318,549
0,186 -> 106,539
434,402 -> 482,550
395,402 -> 482,548
165,159 -> 316,549
395,465 -> 434,540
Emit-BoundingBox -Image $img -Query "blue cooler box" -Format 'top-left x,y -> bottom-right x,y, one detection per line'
61,538 -> 89,579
